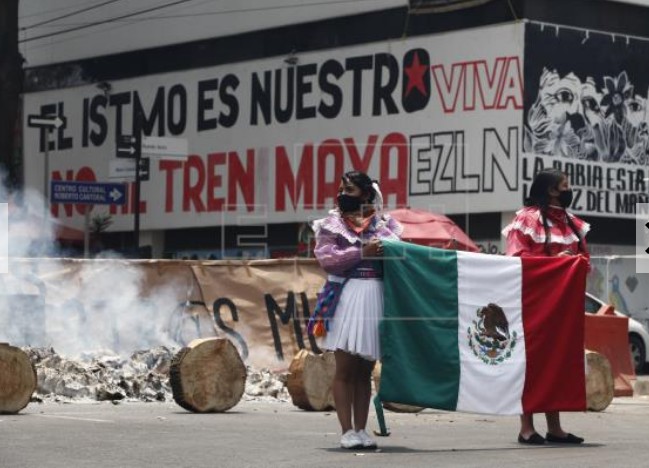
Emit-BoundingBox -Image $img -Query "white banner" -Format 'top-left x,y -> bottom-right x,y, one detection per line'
23,23 -> 525,230
522,153 -> 649,218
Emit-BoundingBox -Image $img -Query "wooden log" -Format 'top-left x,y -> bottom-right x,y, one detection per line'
169,338 -> 246,413
585,349 -> 615,412
286,349 -> 336,411
373,361 -> 424,413
0,343 -> 37,414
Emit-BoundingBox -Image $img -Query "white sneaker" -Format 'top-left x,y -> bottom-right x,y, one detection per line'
356,429 -> 378,449
340,430 -> 363,449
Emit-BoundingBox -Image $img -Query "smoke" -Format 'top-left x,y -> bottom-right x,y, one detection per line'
0,261 -> 200,359
0,178 -> 205,359
45,261 -> 192,356
3,187 -> 57,258
1,179 -> 296,369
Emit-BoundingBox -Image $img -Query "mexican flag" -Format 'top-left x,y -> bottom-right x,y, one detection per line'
379,241 -> 588,415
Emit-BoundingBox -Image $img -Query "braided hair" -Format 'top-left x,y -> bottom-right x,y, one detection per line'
525,168 -> 584,255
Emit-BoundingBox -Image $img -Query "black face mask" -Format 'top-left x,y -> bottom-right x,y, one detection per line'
337,194 -> 362,212
558,189 -> 573,208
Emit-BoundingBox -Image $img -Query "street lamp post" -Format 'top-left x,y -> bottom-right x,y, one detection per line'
43,127 -> 51,215
27,114 -> 65,221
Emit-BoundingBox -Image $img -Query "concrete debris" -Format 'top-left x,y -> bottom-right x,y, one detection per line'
22,347 -> 290,403
245,368 -> 290,402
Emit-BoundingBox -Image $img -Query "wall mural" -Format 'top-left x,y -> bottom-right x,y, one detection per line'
523,24 -> 649,218
525,69 -> 649,165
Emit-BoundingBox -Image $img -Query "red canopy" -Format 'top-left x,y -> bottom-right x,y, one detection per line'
388,208 -> 479,252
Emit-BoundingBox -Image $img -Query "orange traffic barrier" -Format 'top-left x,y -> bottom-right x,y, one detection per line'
584,305 -> 636,397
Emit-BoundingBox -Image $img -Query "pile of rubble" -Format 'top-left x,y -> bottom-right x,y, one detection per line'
22,347 -> 290,404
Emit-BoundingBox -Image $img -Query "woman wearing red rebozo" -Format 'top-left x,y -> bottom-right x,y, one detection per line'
503,168 -> 590,445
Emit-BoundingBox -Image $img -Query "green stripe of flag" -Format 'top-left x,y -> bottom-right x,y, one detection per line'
380,241 -> 460,410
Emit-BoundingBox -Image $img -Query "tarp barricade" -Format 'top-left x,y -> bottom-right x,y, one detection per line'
0,258 -> 326,368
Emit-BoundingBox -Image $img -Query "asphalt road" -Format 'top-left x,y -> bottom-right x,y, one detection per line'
1,394 -> 649,468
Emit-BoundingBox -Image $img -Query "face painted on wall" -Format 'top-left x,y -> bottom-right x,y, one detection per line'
625,94 -> 648,129
526,69 -> 585,158
537,69 -> 582,125
580,78 -> 603,126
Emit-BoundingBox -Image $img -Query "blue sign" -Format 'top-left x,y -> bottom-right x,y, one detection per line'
50,181 -> 127,205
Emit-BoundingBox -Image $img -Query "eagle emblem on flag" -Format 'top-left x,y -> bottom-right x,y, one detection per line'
467,303 -> 518,365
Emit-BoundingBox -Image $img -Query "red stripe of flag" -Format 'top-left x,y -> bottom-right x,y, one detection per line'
521,256 -> 588,413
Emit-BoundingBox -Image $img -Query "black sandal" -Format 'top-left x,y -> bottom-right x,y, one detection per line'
518,433 -> 546,445
545,433 -> 584,444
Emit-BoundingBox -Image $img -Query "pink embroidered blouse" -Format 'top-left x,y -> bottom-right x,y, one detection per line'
312,210 -> 403,276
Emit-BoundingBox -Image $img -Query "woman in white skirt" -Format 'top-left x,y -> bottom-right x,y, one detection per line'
311,171 -> 402,450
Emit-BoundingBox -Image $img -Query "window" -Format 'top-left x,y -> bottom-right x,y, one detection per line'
585,295 -> 602,314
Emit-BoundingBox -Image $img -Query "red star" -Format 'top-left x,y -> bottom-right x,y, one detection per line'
404,52 -> 428,98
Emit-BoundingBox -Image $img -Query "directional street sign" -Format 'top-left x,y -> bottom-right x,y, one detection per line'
142,136 -> 188,159
116,134 -> 141,158
109,159 -> 135,181
50,181 -> 127,205
108,158 -> 150,182
27,114 -> 65,129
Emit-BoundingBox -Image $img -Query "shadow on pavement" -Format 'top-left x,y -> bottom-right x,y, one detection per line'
321,443 -> 604,454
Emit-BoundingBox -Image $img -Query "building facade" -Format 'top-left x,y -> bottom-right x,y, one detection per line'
18,0 -> 649,262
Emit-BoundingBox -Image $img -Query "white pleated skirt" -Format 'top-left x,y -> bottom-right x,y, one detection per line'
321,275 -> 383,361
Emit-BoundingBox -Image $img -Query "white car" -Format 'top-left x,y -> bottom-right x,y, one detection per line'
585,292 -> 649,375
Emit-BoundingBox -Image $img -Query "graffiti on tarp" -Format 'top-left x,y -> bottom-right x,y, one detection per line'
3,290 -> 320,363
212,297 -> 249,361
167,300 -> 212,346
167,292 -> 321,362
0,259 -> 326,364
264,291 -> 321,360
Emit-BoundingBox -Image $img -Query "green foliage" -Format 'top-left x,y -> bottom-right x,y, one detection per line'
90,213 -> 113,235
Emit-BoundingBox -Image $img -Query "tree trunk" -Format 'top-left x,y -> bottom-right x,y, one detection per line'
0,343 -> 37,414
286,349 -> 336,411
0,0 -> 23,186
585,349 -> 615,412
169,338 -> 246,413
